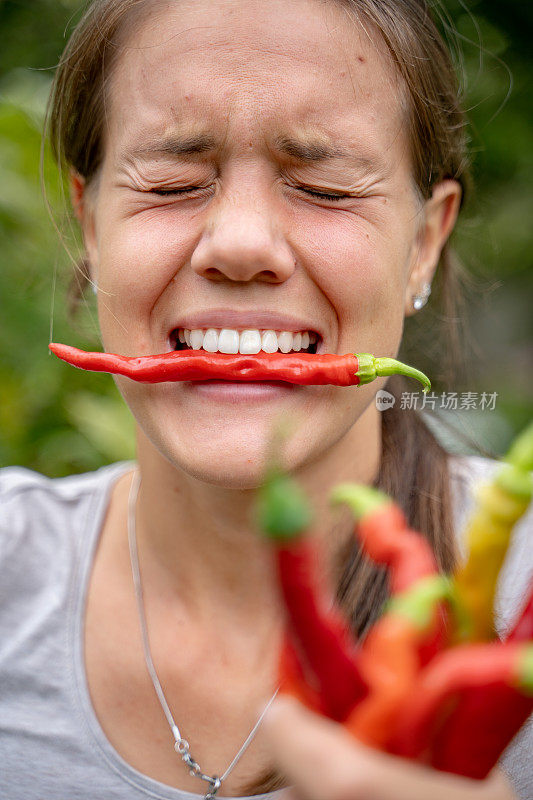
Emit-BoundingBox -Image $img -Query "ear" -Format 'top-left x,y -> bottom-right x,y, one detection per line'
69,169 -> 99,287
404,179 -> 462,316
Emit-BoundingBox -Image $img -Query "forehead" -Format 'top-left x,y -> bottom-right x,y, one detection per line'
106,0 -> 407,162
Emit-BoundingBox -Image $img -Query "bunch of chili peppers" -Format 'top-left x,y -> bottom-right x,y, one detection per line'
255,421 -> 533,780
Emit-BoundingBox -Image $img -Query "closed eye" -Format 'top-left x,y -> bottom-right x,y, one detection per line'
299,187 -> 351,202
149,185 -> 353,201
150,186 -> 208,196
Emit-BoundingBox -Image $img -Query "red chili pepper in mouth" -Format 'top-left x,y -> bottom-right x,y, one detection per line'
48,343 -> 431,391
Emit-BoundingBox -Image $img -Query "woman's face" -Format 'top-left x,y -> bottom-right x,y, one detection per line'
80,0 -> 451,486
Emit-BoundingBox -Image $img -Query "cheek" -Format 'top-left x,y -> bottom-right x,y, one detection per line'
98,212 -> 195,294
295,212 -> 411,339
95,211 -> 199,343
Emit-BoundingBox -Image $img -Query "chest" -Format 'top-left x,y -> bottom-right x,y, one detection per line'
83,562 -> 281,797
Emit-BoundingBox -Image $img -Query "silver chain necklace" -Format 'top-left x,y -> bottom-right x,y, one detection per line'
127,469 -> 279,799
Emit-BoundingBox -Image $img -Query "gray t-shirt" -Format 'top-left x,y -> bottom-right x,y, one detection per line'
0,457 -> 531,799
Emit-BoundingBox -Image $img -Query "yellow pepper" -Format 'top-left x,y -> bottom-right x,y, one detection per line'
452,423 -> 533,642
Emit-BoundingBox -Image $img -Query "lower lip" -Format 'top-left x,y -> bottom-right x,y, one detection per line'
186,379 -> 296,401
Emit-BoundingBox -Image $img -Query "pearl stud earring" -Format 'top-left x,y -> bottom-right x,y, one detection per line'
413,282 -> 431,311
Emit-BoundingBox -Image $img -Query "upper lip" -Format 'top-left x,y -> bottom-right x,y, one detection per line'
171,309 -> 324,338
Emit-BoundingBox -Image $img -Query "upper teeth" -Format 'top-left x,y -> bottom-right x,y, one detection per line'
178,328 -> 318,354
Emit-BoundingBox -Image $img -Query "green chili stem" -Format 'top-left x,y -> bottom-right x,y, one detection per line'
329,483 -> 391,519
356,353 -> 431,394
504,421 -> 533,472
355,354 -> 431,393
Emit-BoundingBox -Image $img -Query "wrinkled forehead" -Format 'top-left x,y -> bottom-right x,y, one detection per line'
104,0 -> 408,162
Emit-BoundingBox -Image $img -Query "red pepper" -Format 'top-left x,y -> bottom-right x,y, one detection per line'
351,573 -> 453,746
419,579 -> 533,778
331,485 -> 450,664
276,635 -> 326,712
48,343 -> 431,390
388,641 -> 533,767
344,611 -> 421,747
276,539 -> 368,721
430,684 -> 533,778
330,486 -> 438,593
508,580 -> 533,643
328,485 -> 451,746
256,468 -> 368,722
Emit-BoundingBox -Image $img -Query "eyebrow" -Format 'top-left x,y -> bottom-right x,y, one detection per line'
274,135 -> 352,163
127,133 -> 218,160
123,131 -> 376,172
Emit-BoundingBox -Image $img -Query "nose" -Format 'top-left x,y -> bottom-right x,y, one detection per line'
190,181 -> 296,284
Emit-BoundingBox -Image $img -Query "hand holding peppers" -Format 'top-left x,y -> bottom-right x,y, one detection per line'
255,421 -> 533,781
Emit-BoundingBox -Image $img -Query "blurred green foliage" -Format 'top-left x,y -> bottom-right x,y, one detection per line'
0,0 -> 531,476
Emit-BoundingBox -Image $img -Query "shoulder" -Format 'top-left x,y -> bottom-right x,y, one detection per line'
0,462 -> 133,586
0,462 -> 132,501
0,461 -> 133,531
0,460 -> 134,501
446,452 -> 532,543
447,453 -> 502,540
446,451 -> 533,638
447,451 -> 503,494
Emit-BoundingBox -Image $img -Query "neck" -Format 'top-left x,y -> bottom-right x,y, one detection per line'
129,406 -> 381,630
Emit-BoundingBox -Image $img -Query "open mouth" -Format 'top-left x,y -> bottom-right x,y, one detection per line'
169,328 -> 321,355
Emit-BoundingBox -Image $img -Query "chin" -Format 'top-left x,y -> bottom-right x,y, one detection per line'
138,418 -> 269,486
171,450 -> 270,490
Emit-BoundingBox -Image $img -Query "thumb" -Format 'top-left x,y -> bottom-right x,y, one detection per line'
258,695 -> 374,800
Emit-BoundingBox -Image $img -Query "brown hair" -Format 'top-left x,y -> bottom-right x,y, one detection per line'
47,0 -> 472,793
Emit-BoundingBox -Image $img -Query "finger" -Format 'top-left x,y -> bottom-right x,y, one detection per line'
258,695 -> 374,800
